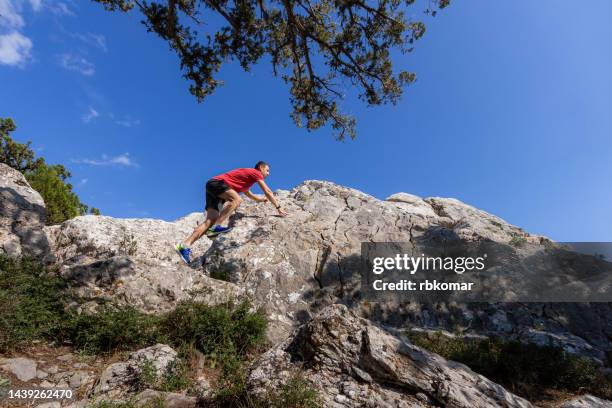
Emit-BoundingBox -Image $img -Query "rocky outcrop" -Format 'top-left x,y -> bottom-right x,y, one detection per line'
44,214 -> 243,313
248,304 -> 534,408
556,394 -> 612,408
1,165 -> 611,407
92,344 -> 177,399
202,180 -> 611,364
0,163 -> 49,258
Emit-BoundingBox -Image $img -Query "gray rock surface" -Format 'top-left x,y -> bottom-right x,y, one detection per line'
2,167 -> 611,407
45,214 -> 243,313
0,357 -> 37,381
248,304 -> 534,408
93,344 -> 177,399
557,394 -> 612,408
202,180 -> 611,362
0,163 -> 49,258
135,389 -> 197,408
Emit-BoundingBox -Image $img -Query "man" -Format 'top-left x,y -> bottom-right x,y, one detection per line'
175,161 -> 288,264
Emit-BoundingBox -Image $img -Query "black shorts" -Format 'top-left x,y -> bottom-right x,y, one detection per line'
205,179 -> 230,211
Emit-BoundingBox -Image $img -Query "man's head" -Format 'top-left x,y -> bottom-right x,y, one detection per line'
255,161 -> 270,177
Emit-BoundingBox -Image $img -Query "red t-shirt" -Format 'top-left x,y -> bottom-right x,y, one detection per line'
213,168 -> 264,193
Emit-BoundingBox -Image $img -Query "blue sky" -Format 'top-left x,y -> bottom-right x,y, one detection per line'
1,1 -> 611,241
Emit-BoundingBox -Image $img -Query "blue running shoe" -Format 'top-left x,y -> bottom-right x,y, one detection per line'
206,225 -> 232,238
175,243 -> 192,264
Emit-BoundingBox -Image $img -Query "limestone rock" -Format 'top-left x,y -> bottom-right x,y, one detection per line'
201,180 -> 611,363
0,163 -> 49,258
0,357 -> 37,382
45,214 -> 243,312
248,304 -> 533,408
135,389 -> 197,408
93,344 -> 177,399
557,394 -> 612,408
386,192 -> 437,218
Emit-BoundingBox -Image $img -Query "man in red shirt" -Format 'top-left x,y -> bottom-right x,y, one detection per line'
175,161 -> 288,263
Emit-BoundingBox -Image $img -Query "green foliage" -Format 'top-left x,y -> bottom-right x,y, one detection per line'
161,300 -> 267,369
0,255 -> 286,401
0,255 -> 71,352
0,118 -> 44,172
91,396 -> 167,408
26,164 -> 85,225
408,331 -> 612,400
0,116 -> 99,224
213,374 -> 321,408
1,255 -> 267,360
158,354 -> 192,392
136,359 -> 159,389
67,305 -> 164,354
509,234 -> 527,247
92,0 -> 450,139
0,376 -> 11,399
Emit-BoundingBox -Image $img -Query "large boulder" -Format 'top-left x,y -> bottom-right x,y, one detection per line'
202,180 -> 611,364
0,163 -> 49,258
44,213 -> 243,312
92,344 -> 178,399
248,304 -> 534,408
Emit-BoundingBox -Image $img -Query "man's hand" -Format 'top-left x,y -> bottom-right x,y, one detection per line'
277,207 -> 289,217
256,195 -> 268,203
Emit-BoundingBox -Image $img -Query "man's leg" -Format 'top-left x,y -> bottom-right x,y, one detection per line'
212,189 -> 241,226
184,209 -> 219,246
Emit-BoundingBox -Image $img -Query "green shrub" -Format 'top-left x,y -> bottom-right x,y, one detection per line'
67,305 -> 163,354
408,331 -> 612,400
1,255 -> 272,400
0,255 -> 71,352
161,300 -> 267,366
1,255 -> 267,358
212,374 -> 321,408
159,359 -> 191,392
26,164 -> 87,225
135,359 -> 159,390
91,396 -> 167,408
509,234 -> 527,247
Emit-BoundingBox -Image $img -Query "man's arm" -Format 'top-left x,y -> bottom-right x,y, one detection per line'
244,190 -> 267,202
257,180 -> 288,216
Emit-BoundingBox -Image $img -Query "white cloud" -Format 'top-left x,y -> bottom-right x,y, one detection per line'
114,118 -> 141,128
73,153 -> 138,168
0,31 -> 32,66
82,106 -> 99,123
50,2 -> 74,16
77,178 -> 88,187
28,0 -> 42,12
72,32 -> 106,52
0,0 -> 24,29
58,52 -> 94,75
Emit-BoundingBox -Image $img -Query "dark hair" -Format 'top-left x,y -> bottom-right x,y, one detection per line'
254,161 -> 269,170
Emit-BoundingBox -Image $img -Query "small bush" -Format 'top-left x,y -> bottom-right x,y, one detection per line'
67,305 -> 163,354
158,355 -> 192,392
91,396 -> 166,408
408,331 -> 612,400
135,360 -> 159,390
213,374 -> 321,408
0,255 -> 71,352
509,234 -> 527,247
161,300 -> 267,367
